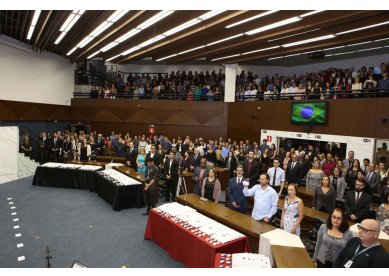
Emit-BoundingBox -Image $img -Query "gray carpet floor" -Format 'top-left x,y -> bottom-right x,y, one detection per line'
0,176 -> 184,268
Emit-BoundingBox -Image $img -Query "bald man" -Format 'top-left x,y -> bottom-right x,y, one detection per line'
334,219 -> 389,268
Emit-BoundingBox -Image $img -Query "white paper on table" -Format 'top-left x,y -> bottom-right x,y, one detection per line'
198,222 -> 225,235
232,253 -> 271,268
99,169 -> 142,186
158,202 -> 196,217
59,164 -> 83,169
40,162 -> 63,168
349,223 -> 389,240
211,227 -> 244,243
79,165 -> 103,171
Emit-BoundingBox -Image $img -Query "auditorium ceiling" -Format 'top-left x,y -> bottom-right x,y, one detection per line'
1,10 -> 389,66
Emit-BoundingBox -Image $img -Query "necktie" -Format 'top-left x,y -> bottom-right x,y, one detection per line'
292,162 -> 295,170
367,172 -> 372,182
273,168 -> 277,186
237,178 -> 241,185
356,192 -> 361,204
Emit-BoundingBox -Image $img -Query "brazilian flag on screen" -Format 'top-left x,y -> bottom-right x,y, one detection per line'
291,102 -> 326,124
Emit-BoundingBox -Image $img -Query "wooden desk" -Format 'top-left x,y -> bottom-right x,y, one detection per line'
114,166 -> 145,182
271,245 -> 315,268
297,186 -> 314,208
96,155 -> 126,164
182,167 -> 230,194
176,194 -> 314,267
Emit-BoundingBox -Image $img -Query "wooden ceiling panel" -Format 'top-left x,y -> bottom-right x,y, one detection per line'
1,10 -> 389,66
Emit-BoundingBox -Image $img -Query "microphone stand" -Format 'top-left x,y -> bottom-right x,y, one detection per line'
46,246 -> 52,268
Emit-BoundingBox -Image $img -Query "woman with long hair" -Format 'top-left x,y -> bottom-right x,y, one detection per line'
314,208 -> 353,268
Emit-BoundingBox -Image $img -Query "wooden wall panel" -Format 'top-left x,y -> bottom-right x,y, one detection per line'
0,100 -> 71,121
227,98 -> 389,142
71,99 -> 228,140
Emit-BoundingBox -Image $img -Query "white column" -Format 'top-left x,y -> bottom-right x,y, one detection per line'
224,63 -> 238,102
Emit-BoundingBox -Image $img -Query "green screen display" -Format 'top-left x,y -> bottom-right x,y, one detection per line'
291,102 -> 327,124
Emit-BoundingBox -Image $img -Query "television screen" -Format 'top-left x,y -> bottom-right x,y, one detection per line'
291,102 -> 328,124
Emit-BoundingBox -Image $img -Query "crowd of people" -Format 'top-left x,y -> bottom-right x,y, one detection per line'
19,129 -> 389,267
85,61 -> 389,101
236,62 -> 389,101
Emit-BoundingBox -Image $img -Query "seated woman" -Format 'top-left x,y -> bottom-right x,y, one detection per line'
281,183 -> 304,236
201,168 -> 221,203
136,147 -> 147,174
313,208 -> 353,268
313,176 -> 336,214
376,193 -> 389,235
330,167 -> 347,199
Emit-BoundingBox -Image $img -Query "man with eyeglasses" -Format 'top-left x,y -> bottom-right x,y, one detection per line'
267,158 -> 285,198
344,179 -> 372,222
334,219 -> 389,267
227,165 -> 248,214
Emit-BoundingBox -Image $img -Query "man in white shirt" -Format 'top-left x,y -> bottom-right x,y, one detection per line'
243,173 -> 278,222
267,158 -> 285,197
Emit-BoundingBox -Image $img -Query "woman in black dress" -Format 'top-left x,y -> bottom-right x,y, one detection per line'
80,138 -> 91,162
201,169 -> 221,203
225,151 -> 237,178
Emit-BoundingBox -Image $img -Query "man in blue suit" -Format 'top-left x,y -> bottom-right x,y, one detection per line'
227,165 -> 248,214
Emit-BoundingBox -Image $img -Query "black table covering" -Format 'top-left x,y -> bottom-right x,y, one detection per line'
93,172 -> 144,211
32,166 -> 144,211
32,166 -> 97,190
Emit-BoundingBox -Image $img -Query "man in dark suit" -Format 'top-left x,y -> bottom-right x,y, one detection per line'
96,134 -> 105,156
344,179 -> 372,223
163,151 -> 179,202
50,132 -> 62,162
189,148 -> 201,171
243,150 -> 260,188
125,142 -> 138,169
227,165 -> 248,214
365,162 -> 380,194
142,158 -> 160,216
285,153 -> 303,185
146,144 -> 161,167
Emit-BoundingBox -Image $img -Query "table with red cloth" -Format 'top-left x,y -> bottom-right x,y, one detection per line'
144,209 -> 250,268
213,253 -> 233,268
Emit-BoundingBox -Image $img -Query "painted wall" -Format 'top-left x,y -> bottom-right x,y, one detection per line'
0,35 -> 75,106
0,127 -> 18,184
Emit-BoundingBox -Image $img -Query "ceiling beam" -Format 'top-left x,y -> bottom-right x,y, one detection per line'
115,10 -> 249,64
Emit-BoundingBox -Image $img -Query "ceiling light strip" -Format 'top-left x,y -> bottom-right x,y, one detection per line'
282,34 -> 336,48
225,10 -> 278,29
27,10 -> 42,40
336,20 -> 389,36
267,28 -> 321,42
55,10 -> 84,45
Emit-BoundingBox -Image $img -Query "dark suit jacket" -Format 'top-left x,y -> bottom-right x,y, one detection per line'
125,147 -> 138,168
227,177 -> 248,213
344,190 -> 372,222
181,144 -> 189,155
146,152 -> 162,167
191,154 -> 201,167
164,158 -> 179,180
243,159 -> 259,187
365,171 -> 380,194
285,162 -> 303,184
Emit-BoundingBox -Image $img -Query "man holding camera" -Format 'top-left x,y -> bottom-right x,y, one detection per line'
142,157 -> 160,216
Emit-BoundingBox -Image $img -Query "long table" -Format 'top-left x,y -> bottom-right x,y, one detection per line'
144,208 -> 249,268
94,171 -> 144,211
32,166 -> 100,191
176,194 -> 315,267
32,165 -> 144,211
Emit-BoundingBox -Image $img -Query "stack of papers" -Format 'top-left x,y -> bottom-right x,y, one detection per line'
79,165 -> 103,171
60,164 -> 83,169
231,253 -> 271,268
177,211 -> 214,228
40,162 -> 63,168
211,227 -> 244,244
199,222 -> 225,236
98,169 -> 142,186
158,202 -> 196,217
